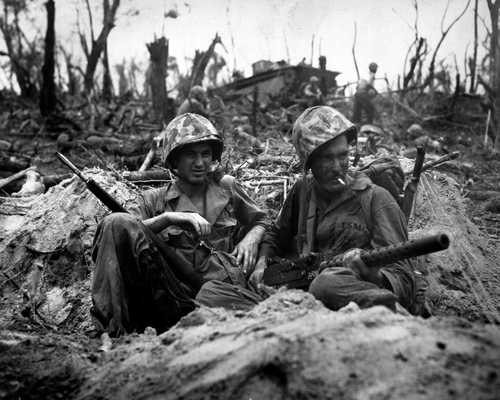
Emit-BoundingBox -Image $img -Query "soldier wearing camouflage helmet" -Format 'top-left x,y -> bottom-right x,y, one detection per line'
91,113 -> 267,336
254,106 -> 417,313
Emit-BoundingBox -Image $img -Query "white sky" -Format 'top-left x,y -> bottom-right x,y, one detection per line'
0,0 -> 491,91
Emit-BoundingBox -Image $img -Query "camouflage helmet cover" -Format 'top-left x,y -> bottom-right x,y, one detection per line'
161,113 -> 223,168
309,75 -> 320,83
292,106 -> 357,170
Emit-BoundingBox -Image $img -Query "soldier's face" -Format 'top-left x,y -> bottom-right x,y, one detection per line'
310,135 -> 349,192
175,143 -> 213,185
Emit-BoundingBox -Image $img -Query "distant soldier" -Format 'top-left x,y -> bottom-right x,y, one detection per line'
177,85 -> 209,118
352,62 -> 378,124
303,75 -> 323,107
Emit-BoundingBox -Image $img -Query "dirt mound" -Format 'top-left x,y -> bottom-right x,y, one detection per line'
0,170 -> 140,331
408,170 -> 500,323
1,292 -> 498,400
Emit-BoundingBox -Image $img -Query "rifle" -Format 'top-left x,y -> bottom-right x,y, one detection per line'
262,232 -> 450,289
401,145 -> 426,221
55,152 -> 203,292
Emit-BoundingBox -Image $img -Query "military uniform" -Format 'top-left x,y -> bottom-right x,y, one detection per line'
91,113 -> 266,336
259,105 -> 416,313
260,173 -> 415,311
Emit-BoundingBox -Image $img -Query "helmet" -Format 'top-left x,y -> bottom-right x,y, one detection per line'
161,113 -> 223,168
292,106 -> 357,170
190,85 -> 206,101
368,62 -> 378,73
309,75 -> 320,83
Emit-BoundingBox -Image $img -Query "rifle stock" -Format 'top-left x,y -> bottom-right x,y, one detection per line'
263,232 -> 450,289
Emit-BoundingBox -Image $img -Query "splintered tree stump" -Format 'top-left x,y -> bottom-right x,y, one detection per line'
146,37 -> 169,124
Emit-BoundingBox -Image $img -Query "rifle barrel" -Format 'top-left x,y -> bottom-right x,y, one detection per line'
56,152 -> 87,182
359,232 -> 449,267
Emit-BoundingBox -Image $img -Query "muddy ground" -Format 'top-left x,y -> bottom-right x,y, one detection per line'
0,92 -> 499,399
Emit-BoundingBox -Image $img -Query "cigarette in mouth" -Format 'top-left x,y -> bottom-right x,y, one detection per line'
337,177 -> 345,185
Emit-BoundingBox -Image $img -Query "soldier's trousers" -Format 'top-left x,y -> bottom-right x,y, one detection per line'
309,267 -> 397,311
91,213 -> 195,337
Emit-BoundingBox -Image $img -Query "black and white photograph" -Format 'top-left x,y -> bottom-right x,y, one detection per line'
0,0 -> 499,398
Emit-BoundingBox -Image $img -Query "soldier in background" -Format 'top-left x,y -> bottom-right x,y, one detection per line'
302,75 -> 323,107
352,62 -> 378,124
177,85 -> 210,118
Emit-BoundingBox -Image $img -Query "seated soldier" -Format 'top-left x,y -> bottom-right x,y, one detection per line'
91,113 -> 266,336
177,85 -> 210,118
253,106 -> 416,312
302,76 -> 323,107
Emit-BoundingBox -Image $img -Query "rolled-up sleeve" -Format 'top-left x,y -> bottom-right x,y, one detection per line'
231,180 -> 267,228
369,186 -> 415,309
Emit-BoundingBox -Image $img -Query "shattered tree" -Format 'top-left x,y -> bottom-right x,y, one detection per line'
81,0 -> 121,94
40,0 -> 56,116
146,36 -> 169,124
486,0 -> 500,151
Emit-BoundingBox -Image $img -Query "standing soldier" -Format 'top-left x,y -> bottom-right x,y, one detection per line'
91,113 -> 267,336
352,62 -> 378,124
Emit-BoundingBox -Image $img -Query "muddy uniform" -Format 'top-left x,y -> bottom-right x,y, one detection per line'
91,175 -> 265,336
260,173 -> 415,311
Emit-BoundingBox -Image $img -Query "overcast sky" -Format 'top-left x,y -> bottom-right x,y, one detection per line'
1,0 -> 491,91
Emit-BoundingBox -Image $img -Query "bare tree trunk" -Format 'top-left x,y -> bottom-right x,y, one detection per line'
191,33 -> 222,87
487,0 -> 500,151
146,36 -> 168,124
469,0 -> 479,93
83,0 -> 121,94
102,40 -> 113,101
0,3 -> 37,98
40,0 -> 56,116
352,22 -> 360,81
115,61 -> 128,96
424,0 -> 471,93
404,38 -> 425,90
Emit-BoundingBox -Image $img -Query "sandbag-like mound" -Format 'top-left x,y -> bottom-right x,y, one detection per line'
74,291 -> 499,400
0,170 -> 141,330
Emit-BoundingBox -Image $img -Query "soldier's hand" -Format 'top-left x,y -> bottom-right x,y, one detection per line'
342,248 -> 383,285
248,256 -> 267,290
168,212 -> 211,238
231,235 -> 259,274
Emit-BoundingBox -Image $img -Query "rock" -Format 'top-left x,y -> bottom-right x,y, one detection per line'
12,170 -> 45,197
38,287 -> 73,325
407,123 -> 423,138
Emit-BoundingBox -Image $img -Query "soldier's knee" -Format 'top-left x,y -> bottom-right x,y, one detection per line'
309,268 -> 355,301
